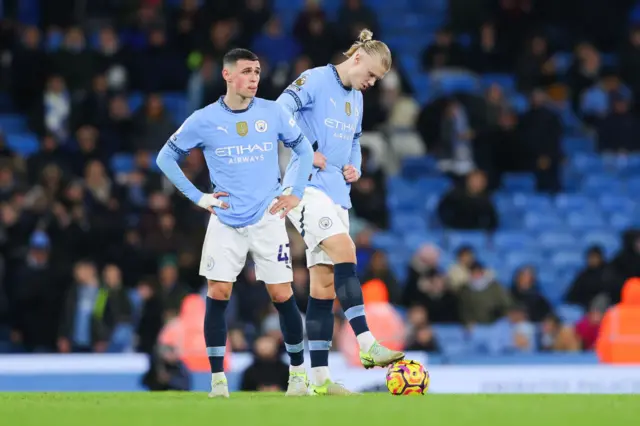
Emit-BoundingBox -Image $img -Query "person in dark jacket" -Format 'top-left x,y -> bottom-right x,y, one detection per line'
240,335 -> 288,392
142,344 -> 191,391
510,266 -> 551,322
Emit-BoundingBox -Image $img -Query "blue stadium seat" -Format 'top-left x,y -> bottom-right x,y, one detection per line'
432,325 -> 469,356
478,251 -> 501,270
110,153 -> 135,174
538,231 -> 578,251
404,232 -> 443,253
556,304 -> 585,324
400,156 -> 438,179
570,153 -> 604,174
493,230 -> 535,251
626,177 -> 640,195
581,175 -> 623,196
505,250 -> 545,270
424,194 -> 441,214
566,211 -> 607,229
386,251 -> 411,283
6,133 -> 39,157
386,181 -> 422,211
415,176 -> 451,194
598,194 -> 636,214
524,212 -> 564,231
370,231 -> 402,252
429,71 -> 480,95
543,271 -> 576,304
468,325 -> 495,354
447,231 -> 489,252
562,136 -> 595,156
554,194 -> 594,212
512,193 -> 553,210
493,192 -> 515,211
537,268 -> 557,289
390,212 -> 427,234
550,251 -> 583,270
0,114 -> 27,132
608,213 -> 636,233
502,173 -> 536,193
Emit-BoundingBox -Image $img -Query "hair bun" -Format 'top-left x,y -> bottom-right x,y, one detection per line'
358,29 -> 373,43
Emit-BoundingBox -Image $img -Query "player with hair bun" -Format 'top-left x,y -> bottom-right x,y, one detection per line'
277,29 -> 404,396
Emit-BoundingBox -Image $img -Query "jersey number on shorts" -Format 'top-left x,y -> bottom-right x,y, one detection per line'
277,244 -> 290,263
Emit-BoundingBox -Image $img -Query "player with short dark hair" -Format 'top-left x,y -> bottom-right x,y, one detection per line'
157,48 -> 314,398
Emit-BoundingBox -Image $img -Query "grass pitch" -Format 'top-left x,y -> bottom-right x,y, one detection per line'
0,393 -> 637,426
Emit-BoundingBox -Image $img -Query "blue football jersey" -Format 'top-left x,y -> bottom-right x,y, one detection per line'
157,96 -> 313,227
277,64 -> 363,209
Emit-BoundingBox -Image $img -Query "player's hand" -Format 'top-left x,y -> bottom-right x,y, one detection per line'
313,152 -> 327,170
197,192 -> 230,214
343,165 -> 360,183
269,194 -> 300,218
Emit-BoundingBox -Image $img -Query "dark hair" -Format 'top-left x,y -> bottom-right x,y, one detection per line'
223,48 -> 259,67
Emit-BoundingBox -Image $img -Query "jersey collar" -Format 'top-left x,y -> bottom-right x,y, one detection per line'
328,64 -> 352,92
218,96 -> 255,114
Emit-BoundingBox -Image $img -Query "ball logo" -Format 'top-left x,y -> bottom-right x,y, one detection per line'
318,217 -> 333,230
206,256 -> 215,270
255,120 -> 268,133
295,76 -> 306,86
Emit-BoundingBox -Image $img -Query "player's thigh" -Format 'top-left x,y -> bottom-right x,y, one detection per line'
199,214 -> 248,283
248,207 -> 293,285
309,264 -> 335,299
285,187 -> 347,252
310,204 -> 355,265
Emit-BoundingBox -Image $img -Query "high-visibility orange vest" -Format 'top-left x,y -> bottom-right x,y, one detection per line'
159,294 -> 230,372
596,277 -> 640,364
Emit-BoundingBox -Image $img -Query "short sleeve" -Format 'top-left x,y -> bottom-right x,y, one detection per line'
277,106 -> 304,149
279,71 -> 321,112
165,112 -> 204,156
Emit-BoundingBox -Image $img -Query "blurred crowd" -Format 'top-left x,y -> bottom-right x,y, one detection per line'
1,0 -> 640,393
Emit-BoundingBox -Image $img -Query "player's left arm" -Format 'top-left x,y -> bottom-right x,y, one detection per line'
344,99 -> 363,183
269,110 -> 313,217
156,113 -> 228,212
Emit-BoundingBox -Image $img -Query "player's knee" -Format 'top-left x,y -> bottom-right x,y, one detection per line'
266,283 -> 294,303
207,280 -> 233,300
319,233 -> 356,264
309,264 -> 336,299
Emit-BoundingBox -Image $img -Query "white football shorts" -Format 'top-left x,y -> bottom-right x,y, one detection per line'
284,186 -> 352,267
199,201 -> 293,284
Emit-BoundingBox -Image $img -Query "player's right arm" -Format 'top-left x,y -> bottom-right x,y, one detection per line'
156,112 -> 229,212
276,71 -> 318,115
276,70 -> 326,169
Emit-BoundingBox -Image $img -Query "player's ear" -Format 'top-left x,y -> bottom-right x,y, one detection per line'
222,66 -> 233,83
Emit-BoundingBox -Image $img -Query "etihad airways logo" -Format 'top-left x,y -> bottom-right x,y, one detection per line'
215,142 -> 274,164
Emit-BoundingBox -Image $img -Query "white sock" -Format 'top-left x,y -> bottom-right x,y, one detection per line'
356,331 -> 376,352
212,372 -> 226,383
290,364 -> 306,374
311,366 -> 331,386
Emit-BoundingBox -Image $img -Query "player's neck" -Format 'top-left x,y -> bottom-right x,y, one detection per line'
334,62 -> 352,88
223,92 -> 253,111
